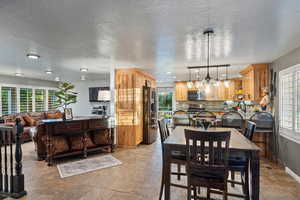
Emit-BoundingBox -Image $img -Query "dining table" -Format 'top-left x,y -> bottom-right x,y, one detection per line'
163,126 -> 261,200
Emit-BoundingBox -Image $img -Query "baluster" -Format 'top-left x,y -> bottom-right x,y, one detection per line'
10,128 -> 14,193
4,130 -> 8,193
11,118 -> 27,198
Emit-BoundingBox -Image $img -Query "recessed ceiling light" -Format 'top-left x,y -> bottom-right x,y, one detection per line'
45,70 -> 53,75
81,75 -> 86,81
167,72 -> 171,74
55,77 -> 60,81
26,53 -> 40,60
80,68 -> 88,72
15,73 -> 24,77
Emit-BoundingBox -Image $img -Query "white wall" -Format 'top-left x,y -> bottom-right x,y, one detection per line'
0,74 -> 58,87
70,80 -> 110,116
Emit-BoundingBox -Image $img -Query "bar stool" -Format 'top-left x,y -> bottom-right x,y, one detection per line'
250,112 -> 274,158
221,111 -> 244,132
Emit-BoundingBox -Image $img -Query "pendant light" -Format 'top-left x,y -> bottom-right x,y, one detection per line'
195,70 -> 202,89
224,66 -> 230,88
203,29 -> 213,85
187,69 -> 193,89
214,66 -> 220,86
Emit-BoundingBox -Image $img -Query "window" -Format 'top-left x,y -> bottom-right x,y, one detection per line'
158,92 -> 173,111
48,90 -> 58,110
279,64 -> 300,141
1,87 -> 17,115
35,89 -> 46,112
20,88 -> 33,113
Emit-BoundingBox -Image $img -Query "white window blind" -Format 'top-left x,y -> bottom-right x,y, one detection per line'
35,89 -> 46,112
48,90 -> 58,110
279,64 -> 300,141
20,88 -> 33,113
1,87 -> 17,115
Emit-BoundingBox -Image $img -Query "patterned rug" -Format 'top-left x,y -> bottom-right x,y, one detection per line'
57,155 -> 122,178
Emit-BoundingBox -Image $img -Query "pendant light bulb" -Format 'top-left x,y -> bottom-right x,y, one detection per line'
187,69 -> 193,88
205,84 -> 211,93
224,80 -> 230,88
214,79 -> 220,87
187,81 -> 193,89
195,81 -> 201,89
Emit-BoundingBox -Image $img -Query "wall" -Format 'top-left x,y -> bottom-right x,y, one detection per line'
270,46 -> 300,177
70,80 -> 110,116
0,74 -> 57,87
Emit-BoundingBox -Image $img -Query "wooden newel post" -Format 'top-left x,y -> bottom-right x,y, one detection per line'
11,118 -> 27,198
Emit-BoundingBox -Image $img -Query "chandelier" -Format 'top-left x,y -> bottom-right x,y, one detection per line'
186,28 -> 231,90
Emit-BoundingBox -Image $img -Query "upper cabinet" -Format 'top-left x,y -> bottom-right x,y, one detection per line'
240,64 -> 269,101
175,81 -> 188,101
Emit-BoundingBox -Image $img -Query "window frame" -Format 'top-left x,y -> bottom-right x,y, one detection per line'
0,83 -> 58,116
279,63 -> 300,143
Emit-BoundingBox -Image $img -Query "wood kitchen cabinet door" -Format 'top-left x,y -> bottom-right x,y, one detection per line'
175,82 -> 188,101
240,64 -> 269,101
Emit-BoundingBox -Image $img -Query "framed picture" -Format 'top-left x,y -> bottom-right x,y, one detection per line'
64,108 -> 73,120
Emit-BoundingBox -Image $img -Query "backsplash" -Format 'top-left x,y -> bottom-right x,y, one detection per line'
175,100 -> 259,112
176,101 -> 226,111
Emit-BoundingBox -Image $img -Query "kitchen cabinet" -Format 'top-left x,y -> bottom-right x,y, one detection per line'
175,81 -> 188,101
240,64 -> 269,101
115,68 -> 156,147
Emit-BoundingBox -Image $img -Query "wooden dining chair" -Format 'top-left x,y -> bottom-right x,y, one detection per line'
228,121 -> 256,200
184,129 -> 231,200
158,119 -> 187,200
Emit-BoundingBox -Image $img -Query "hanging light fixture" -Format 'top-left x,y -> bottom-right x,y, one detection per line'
195,70 -> 202,88
214,66 -> 220,86
224,66 -> 230,88
187,69 -> 193,89
203,29 -> 213,85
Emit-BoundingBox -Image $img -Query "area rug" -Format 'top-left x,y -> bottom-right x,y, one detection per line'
57,155 -> 122,178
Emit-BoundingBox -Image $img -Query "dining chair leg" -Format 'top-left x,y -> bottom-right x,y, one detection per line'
177,164 -> 181,180
187,184 -> 191,200
207,187 -> 211,199
231,171 -> 235,187
193,186 -> 197,200
223,186 -> 228,200
245,169 -> 250,200
159,163 -> 165,200
197,186 -> 201,195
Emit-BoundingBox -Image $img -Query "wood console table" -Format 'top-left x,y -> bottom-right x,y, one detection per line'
41,116 -> 115,166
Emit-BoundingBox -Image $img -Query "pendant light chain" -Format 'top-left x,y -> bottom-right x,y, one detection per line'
207,31 -> 210,77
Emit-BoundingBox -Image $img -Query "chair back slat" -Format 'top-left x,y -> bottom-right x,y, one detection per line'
244,121 -> 256,141
158,119 -> 167,144
184,129 -> 231,178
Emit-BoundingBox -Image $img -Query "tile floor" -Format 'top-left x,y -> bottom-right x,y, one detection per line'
7,141 -> 300,200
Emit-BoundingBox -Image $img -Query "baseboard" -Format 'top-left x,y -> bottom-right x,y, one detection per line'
285,167 -> 300,183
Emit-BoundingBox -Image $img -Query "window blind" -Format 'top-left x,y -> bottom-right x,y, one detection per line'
279,73 -> 294,130
20,88 -> 33,113
48,90 -> 58,110
35,89 -> 45,112
1,87 -> 17,115
279,64 -> 300,141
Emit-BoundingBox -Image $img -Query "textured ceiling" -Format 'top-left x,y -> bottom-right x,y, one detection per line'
0,0 -> 300,82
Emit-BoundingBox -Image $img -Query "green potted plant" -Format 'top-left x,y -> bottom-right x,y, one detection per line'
55,82 -> 78,120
